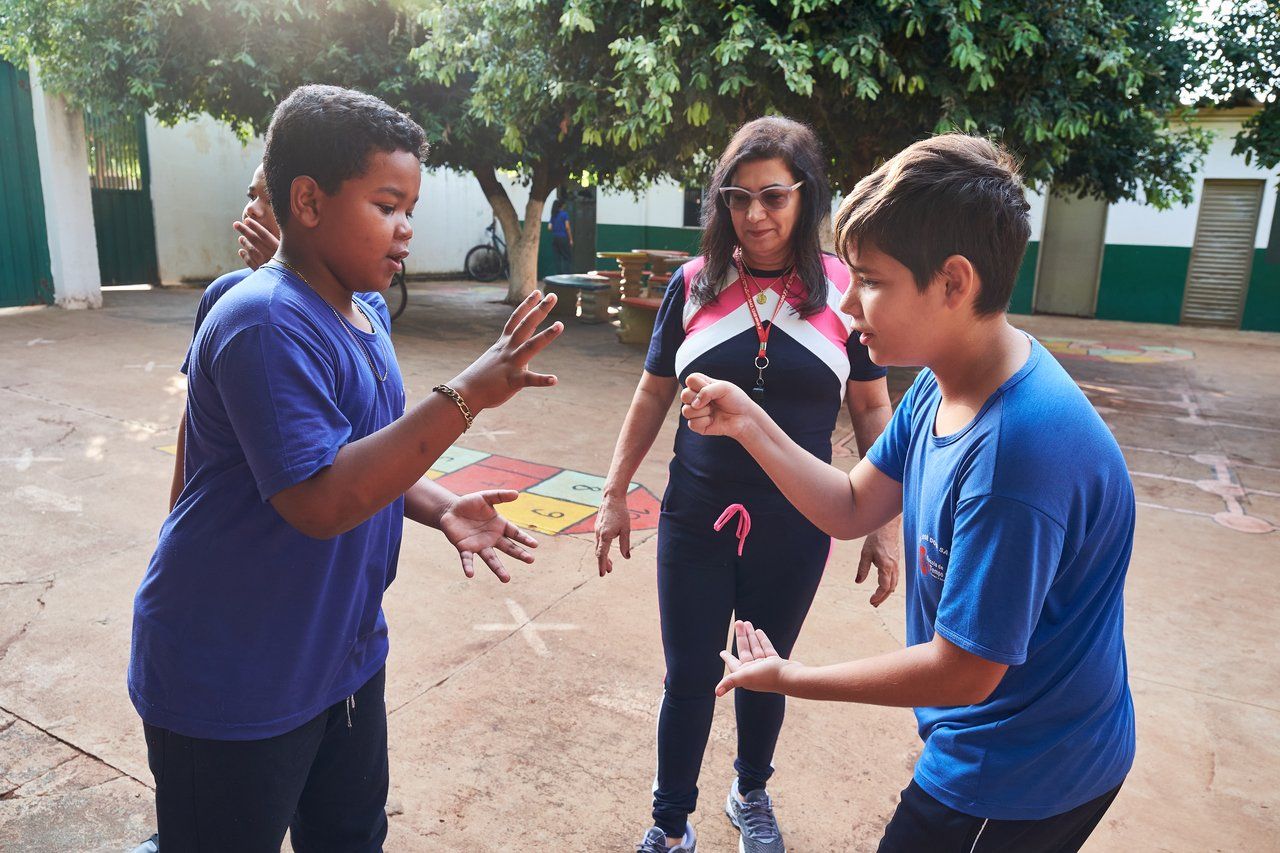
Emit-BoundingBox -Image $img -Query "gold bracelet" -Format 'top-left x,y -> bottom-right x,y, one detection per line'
433,384 -> 474,431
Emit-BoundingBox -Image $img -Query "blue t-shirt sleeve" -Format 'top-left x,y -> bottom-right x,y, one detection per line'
866,374 -> 922,482
212,324 -> 353,502
356,292 -> 391,331
181,288 -> 221,375
643,267 -> 688,377
933,495 -> 1067,666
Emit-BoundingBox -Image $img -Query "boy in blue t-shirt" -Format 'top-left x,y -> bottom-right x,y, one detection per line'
168,160 -> 385,511
679,134 -> 1135,851
131,85 -> 564,851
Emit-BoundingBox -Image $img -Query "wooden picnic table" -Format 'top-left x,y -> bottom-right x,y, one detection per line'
632,249 -> 690,294
542,273 -> 613,324
596,251 -> 650,302
618,295 -> 663,344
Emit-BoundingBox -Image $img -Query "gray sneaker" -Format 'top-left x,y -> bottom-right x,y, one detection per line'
131,834 -> 159,853
725,778 -> 785,853
636,822 -> 696,853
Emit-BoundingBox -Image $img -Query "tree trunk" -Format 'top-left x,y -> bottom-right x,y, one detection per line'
471,162 -> 561,305
504,215 -> 542,304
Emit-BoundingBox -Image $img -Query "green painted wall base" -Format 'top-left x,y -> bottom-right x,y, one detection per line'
1008,242 -> 1038,315
1243,249 -> 1280,332
0,60 -> 54,307
595,224 -> 702,268
579,226 -> 1280,332
1094,244 -> 1191,326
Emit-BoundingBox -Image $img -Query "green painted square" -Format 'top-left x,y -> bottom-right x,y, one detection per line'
526,470 -> 639,508
432,446 -> 492,474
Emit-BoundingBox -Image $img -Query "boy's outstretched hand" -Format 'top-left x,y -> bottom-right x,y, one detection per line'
680,373 -> 760,439
438,489 -> 538,583
451,291 -> 563,412
716,620 -> 801,697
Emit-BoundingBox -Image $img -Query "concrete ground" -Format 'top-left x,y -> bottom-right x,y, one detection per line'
0,281 -> 1277,852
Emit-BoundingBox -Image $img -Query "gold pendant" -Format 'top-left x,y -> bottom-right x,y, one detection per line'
756,292 -> 768,304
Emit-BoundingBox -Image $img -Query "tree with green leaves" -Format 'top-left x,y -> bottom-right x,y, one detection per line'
1,0 -> 1255,302
411,0 -> 688,301
605,0 -> 1213,205
0,0 -> 684,302
1193,0 -> 1279,171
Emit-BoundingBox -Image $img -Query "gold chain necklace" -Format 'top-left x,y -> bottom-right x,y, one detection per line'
267,258 -> 388,382
734,248 -> 797,305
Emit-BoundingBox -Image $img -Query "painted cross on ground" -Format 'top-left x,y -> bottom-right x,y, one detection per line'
474,598 -> 578,657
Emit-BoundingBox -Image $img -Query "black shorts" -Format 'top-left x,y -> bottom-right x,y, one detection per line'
878,778 -> 1123,853
143,667 -> 388,853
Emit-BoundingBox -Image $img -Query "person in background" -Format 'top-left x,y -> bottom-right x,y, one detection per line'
548,197 -> 574,274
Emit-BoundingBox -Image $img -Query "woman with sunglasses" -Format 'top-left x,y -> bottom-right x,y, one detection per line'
596,116 -> 898,853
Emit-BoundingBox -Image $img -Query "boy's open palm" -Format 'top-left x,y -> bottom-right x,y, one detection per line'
439,489 -> 538,583
680,373 -> 757,439
455,291 -> 563,411
716,620 -> 799,697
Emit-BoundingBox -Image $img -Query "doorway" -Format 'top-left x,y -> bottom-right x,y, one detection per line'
85,110 -> 159,286
1033,190 -> 1108,317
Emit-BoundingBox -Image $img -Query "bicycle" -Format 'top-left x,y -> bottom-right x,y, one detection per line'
386,267 -> 408,322
464,218 -> 509,282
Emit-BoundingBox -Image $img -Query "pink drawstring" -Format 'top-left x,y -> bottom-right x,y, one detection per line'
714,503 -> 752,556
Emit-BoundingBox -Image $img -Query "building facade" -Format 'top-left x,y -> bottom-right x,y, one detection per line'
3,64 -> 1276,332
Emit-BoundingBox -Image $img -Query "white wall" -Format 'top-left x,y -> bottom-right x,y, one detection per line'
598,178 -> 691,228
29,62 -> 101,309
147,115 -> 264,283
144,114 -> 548,278
407,169 -> 537,274
597,179 -> 1053,250
1104,112 -> 1277,249
144,113 -> 1273,279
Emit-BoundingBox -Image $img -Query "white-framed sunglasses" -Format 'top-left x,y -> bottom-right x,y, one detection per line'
718,181 -> 804,211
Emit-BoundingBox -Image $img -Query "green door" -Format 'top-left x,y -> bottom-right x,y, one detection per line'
85,111 -> 159,285
0,60 -> 54,307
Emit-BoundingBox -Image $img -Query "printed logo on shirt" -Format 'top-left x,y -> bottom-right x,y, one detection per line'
918,534 -> 949,582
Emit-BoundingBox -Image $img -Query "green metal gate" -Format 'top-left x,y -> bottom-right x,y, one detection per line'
85,111 -> 159,285
0,60 -> 54,307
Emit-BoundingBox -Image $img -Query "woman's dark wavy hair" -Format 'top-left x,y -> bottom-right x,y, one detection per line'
693,116 -> 831,318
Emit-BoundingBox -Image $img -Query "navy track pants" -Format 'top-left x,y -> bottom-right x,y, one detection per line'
651,480 -> 831,837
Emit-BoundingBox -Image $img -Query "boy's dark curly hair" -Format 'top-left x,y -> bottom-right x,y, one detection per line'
263,85 -> 427,227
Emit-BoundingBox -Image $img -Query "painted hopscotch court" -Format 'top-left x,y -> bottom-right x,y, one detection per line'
155,442 -> 661,536
424,445 -> 660,535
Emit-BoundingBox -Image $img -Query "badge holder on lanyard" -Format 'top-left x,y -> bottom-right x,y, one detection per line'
734,248 -> 794,401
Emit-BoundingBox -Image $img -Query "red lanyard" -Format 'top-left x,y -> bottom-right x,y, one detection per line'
736,256 -> 793,359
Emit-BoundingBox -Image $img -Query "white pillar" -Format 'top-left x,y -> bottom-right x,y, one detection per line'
28,61 -> 101,309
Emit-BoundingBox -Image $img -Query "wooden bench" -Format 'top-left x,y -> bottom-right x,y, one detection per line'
618,295 -> 663,344
542,274 -> 612,324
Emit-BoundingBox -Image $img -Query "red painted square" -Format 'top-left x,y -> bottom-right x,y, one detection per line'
561,488 -> 661,534
479,455 -> 562,481
436,464 -> 541,494
561,513 -> 600,535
